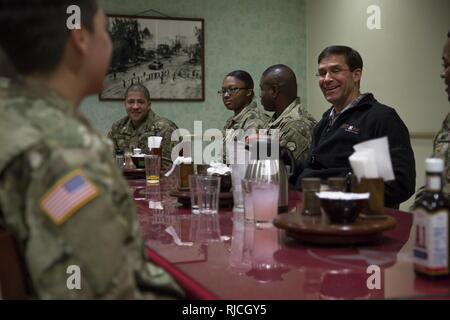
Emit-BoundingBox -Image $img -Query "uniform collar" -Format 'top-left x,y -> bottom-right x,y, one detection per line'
231,101 -> 256,122
324,93 -> 373,125
125,108 -> 157,131
12,80 -> 75,115
44,89 -> 74,115
269,97 -> 301,127
329,93 -> 367,118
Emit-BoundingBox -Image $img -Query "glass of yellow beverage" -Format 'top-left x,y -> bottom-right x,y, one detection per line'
144,155 -> 161,184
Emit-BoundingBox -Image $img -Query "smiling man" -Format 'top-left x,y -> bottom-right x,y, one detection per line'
107,83 -> 178,161
296,45 -> 415,208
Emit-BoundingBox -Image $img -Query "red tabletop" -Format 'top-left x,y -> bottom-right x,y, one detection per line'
128,178 -> 450,300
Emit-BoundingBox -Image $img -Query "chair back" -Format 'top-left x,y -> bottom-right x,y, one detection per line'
0,227 -> 30,299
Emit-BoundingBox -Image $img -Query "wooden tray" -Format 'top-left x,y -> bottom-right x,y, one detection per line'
170,190 -> 234,209
273,211 -> 396,245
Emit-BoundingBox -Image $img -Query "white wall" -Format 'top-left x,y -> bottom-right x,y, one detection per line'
306,0 -> 450,211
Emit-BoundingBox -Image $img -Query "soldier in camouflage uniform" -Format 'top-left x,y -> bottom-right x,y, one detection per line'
107,83 -> 178,162
267,97 -> 317,162
0,0 -> 183,299
220,70 -> 269,161
414,31 -> 450,204
260,64 -> 316,162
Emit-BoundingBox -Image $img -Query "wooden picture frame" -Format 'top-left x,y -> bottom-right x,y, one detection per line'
100,15 -> 204,101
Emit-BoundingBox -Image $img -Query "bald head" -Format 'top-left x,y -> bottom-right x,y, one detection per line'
259,64 -> 298,113
262,64 -> 297,97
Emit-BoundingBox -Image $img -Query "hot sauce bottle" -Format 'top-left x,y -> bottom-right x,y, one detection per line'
413,158 -> 449,279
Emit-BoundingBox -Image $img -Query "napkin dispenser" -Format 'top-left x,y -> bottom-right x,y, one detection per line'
349,137 -> 394,216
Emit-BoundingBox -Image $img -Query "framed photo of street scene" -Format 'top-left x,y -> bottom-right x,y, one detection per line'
100,15 -> 204,101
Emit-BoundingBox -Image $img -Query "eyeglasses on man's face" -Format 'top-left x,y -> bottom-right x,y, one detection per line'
218,87 -> 248,96
315,67 -> 351,79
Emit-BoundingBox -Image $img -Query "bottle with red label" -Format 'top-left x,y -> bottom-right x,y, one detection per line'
413,158 -> 449,279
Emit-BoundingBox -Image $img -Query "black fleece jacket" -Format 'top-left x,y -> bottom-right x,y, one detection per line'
294,93 -> 415,207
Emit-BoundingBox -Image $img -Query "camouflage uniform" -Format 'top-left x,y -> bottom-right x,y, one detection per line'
0,82 -> 183,299
223,101 -> 269,133
267,97 -> 316,162
433,113 -> 450,195
223,101 -> 269,157
107,110 -> 178,161
414,112 -> 450,206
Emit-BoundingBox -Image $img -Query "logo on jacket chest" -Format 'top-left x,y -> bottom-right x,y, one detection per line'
341,123 -> 360,135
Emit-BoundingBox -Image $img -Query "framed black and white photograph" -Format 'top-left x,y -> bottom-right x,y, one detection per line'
100,15 -> 204,101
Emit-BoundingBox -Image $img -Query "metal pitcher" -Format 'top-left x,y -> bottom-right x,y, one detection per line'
244,141 -> 294,213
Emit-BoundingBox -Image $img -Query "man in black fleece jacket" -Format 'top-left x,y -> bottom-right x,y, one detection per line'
294,46 -> 415,208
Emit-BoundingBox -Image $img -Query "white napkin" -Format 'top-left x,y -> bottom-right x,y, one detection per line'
207,161 -> 231,175
165,226 -> 193,246
348,150 -> 378,180
349,137 -> 395,182
149,201 -> 164,210
148,136 -> 162,149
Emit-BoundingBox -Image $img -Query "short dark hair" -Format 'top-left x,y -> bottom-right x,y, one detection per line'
0,0 -> 98,75
261,64 -> 297,97
261,64 -> 296,80
448,29 -> 450,38
225,70 -> 254,90
125,83 -> 151,101
318,45 -> 363,71
225,69 -> 255,99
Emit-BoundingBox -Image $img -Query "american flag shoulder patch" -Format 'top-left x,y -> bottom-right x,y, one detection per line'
39,169 -> 99,225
